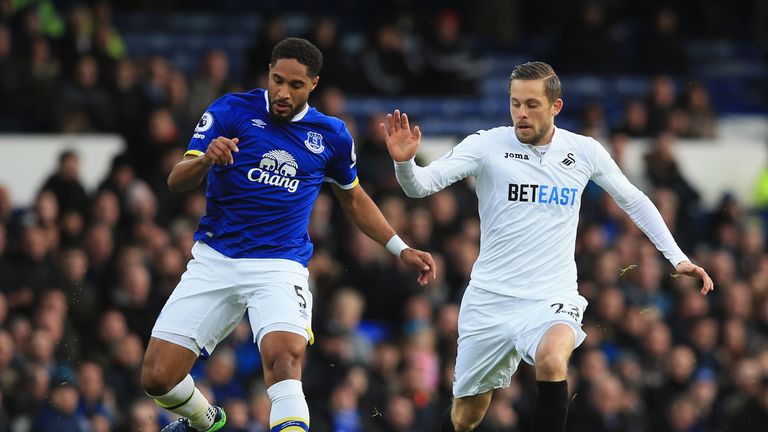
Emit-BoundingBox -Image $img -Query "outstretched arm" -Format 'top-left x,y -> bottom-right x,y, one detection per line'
331,183 -> 437,286
591,142 -> 714,295
379,110 -> 482,197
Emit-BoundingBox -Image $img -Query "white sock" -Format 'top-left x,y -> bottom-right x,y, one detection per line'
150,374 -> 217,430
267,379 -> 309,431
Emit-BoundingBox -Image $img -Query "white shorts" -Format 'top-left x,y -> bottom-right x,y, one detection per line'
151,242 -> 313,357
453,285 -> 588,398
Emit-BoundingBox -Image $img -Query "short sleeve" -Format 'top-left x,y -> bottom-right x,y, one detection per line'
323,126 -> 359,189
186,95 -> 235,157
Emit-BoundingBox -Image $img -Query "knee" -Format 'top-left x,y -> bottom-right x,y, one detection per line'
453,408 -> 484,432
453,415 -> 482,432
141,358 -> 178,396
536,352 -> 570,380
266,351 -> 302,381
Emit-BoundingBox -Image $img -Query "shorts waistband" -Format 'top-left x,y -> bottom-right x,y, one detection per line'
193,241 -> 308,276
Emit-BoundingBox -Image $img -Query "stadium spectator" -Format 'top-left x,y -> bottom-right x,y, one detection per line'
642,6 -> 689,75
361,23 -> 423,95
186,49 -> 234,124
683,82 -> 717,139
56,55 -> 115,132
326,287 -> 374,365
59,5 -> 96,77
32,369 -> 90,432
142,55 -> 173,107
0,24 -> 19,129
111,58 -> 149,147
644,132 -> 701,245
306,16 -> 355,91
645,76 -> 678,136
556,2 -> 623,73
19,36 -> 59,131
202,347 -> 247,404
244,16 -> 286,86
420,9 -> 480,95
41,150 -> 89,219
76,360 -> 116,427
613,100 -> 650,137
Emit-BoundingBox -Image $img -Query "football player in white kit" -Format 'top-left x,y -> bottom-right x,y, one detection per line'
379,61 -> 714,432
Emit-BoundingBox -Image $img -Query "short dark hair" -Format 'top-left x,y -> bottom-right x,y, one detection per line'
59,149 -> 77,164
270,37 -> 323,77
509,61 -> 562,103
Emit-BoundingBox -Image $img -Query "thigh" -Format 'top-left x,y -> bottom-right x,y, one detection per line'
152,244 -> 246,357
142,337 -> 199,393
259,331 -> 308,387
452,390 -> 494,427
454,286 -> 520,398
515,293 -> 588,365
247,277 -> 314,347
535,323 -> 576,359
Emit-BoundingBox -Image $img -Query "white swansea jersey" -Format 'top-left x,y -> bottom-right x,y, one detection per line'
395,126 -> 688,299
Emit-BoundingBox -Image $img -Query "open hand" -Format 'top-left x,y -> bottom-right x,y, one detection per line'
379,110 -> 422,162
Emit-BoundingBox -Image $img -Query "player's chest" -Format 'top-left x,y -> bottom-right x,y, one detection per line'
234,122 -> 333,175
489,147 -> 591,186
484,147 -> 591,209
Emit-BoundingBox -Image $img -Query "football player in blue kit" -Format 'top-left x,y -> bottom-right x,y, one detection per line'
140,38 -> 437,432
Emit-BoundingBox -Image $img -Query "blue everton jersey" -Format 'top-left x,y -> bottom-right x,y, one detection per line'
185,89 -> 358,265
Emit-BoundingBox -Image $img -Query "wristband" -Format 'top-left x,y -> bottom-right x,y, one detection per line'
386,235 -> 410,257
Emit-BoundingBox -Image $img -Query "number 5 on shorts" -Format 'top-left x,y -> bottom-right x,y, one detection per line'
294,286 -> 307,309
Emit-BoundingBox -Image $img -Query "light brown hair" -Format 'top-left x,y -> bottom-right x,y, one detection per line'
509,61 -> 562,103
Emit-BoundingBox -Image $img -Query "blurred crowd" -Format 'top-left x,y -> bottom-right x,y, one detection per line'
1,0 -> 768,432
6,128 -> 768,432
0,0 -> 742,140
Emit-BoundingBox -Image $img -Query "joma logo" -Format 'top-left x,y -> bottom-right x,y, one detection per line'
504,152 -> 529,160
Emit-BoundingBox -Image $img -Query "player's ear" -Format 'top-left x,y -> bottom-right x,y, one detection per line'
552,98 -> 563,117
310,75 -> 319,91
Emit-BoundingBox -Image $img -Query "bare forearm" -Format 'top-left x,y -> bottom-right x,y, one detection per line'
335,187 -> 396,246
167,156 -> 212,192
352,197 -> 396,245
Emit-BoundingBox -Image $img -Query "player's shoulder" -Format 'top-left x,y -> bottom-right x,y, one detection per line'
554,127 -> 602,155
301,108 -> 351,141
477,126 -> 516,137
464,126 -> 516,143
554,127 -> 594,143
212,88 -> 265,111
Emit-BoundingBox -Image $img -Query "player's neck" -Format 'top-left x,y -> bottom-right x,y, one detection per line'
533,124 -> 556,146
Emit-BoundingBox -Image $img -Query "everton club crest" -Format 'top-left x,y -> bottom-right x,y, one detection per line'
304,131 -> 325,154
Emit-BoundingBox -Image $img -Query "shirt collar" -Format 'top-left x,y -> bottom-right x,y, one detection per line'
521,125 -> 559,159
264,90 -> 310,122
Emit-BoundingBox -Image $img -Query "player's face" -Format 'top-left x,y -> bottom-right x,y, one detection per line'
509,79 -> 562,145
267,58 -> 319,122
